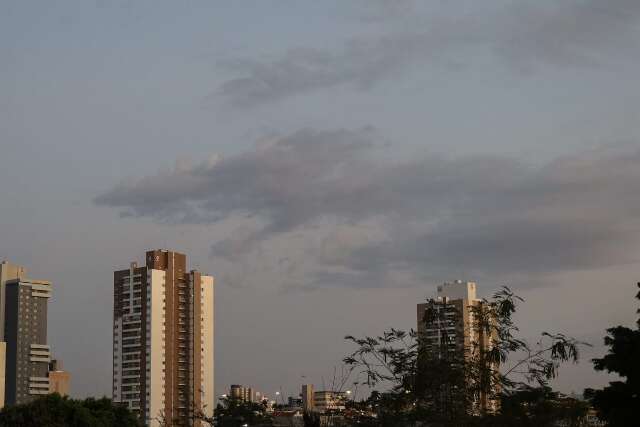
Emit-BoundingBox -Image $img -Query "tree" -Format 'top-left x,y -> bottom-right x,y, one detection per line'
214,396 -> 273,427
303,410 -> 321,427
344,287 -> 585,425
478,385 -> 589,427
585,282 -> 640,426
0,393 -> 141,427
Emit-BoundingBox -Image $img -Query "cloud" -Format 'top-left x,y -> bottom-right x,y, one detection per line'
214,0 -> 640,107
96,129 -> 640,290
96,128 -> 380,227
354,0 -> 419,23
494,0 -> 640,71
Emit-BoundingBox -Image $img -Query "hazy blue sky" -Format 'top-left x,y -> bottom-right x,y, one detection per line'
1,0 -> 640,400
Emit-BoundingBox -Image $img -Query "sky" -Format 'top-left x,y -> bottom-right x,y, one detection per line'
1,0 -> 640,400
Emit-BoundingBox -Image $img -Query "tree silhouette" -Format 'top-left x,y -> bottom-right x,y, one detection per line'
343,287 -> 585,425
585,282 -> 640,426
0,393 -> 141,427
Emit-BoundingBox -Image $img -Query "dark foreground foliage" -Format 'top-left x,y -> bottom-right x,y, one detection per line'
342,287 -> 589,426
584,282 -> 640,426
0,393 -> 140,427
214,396 -> 273,427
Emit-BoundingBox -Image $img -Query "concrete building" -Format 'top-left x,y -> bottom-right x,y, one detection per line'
112,250 -> 214,427
287,396 -> 303,408
417,280 -> 498,413
0,262 -> 27,341
4,277 -> 52,405
417,280 -> 481,357
48,359 -> 70,396
229,384 -> 254,402
301,384 -> 314,411
0,261 -> 28,408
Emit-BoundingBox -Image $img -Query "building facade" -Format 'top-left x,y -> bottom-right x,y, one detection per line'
229,384 -> 254,402
417,281 -> 480,358
313,391 -> 346,413
417,280 -> 498,413
4,278 -> 52,405
48,359 -> 70,396
301,384 -> 314,412
0,261 -> 28,408
112,249 -> 214,427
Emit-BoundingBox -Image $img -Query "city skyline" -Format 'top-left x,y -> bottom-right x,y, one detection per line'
1,0 -> 640,405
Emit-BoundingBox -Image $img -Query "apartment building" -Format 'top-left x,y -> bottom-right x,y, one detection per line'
48,359 -> 70,396
3,277 -> 52,405
301,384 -> 314,412
229,384 -> 254,402
417,280 -> 498,413
313,391 -> 346,413
112,250 -> 214,427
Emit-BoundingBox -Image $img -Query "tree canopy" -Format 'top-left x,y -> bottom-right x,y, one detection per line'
214,396 -> 273,427
343,287 -> 586,426
0,394 -> 140,427
585,282 -> 640,426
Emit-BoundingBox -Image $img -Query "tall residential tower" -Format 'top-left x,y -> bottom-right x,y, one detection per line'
417,280 -> 498,413
0,261 -> 25,407
112,250 -> 214,427
3,274 -> 52,405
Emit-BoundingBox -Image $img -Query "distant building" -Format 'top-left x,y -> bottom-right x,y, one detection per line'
112,250 -> 215,427
301,384 -> 314,411
4,276 -> 52,405
313,391 -> 346,413
584,408 -> 607,426
229,384 -> 254,402
0,261 -> 28,408
48,359 -> 70,396
0,262 -> 27,339
272,410 -> 304,427
288,396 -> 303,408
417,280 -> 498,413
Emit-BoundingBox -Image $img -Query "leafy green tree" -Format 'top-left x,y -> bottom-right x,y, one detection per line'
344,287 -> 585,425
0,393 -> 141,427
585,282 -> 640,426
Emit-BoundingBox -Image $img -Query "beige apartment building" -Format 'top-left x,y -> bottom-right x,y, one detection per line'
229,384 -> 255,402
417,280 -> 498,413
301,384 -> 314,411
112,250 -> 214,427
48,360 -> 70,396
417,281 -> 483,357
313,391 -> 346,413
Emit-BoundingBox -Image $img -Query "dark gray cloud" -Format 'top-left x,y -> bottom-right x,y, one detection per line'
215,0 -> 640,107
96,129 -> 640,290
95,128 -> 380,228
354,0 -> 419,23
214,31 -> 466,108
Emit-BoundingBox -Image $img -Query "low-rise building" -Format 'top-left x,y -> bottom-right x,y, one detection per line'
229,384 -> 255,402
313,391 -> 346,413
48,359 -> 70,396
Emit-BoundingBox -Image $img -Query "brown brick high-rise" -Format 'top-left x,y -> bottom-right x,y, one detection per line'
113,250 -> 214,426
